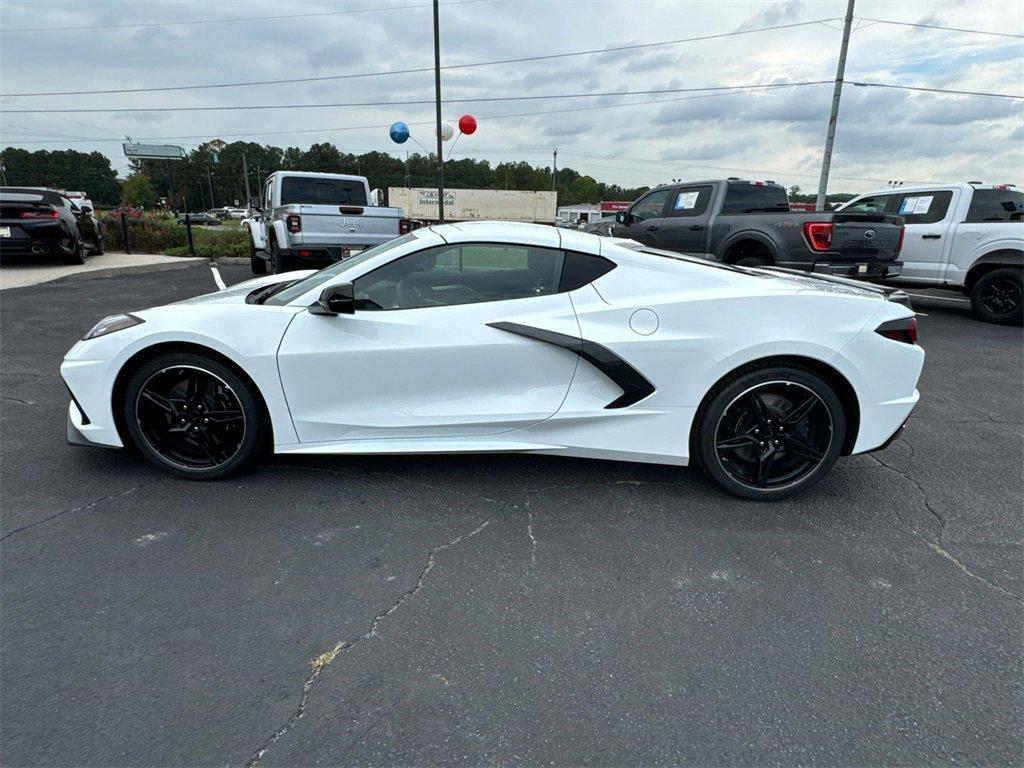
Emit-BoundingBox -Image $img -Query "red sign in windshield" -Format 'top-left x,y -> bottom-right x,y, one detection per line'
600,201 -> 631,212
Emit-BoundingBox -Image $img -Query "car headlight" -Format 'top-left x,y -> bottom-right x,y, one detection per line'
82,313 -> 144,340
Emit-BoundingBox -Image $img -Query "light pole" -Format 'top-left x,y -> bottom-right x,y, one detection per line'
432,0 -> 445,223
815,0 -> 855,211
552,149 -> 557,191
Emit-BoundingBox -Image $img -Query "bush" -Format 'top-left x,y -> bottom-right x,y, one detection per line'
97,210 -> 187,253
166,228 -> 250,260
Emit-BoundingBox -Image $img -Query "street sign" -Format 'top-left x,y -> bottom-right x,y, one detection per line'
123,142 -> 185,160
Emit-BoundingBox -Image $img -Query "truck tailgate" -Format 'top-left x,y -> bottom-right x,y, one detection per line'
830,213 -> 903,261
293,204 -> 401,248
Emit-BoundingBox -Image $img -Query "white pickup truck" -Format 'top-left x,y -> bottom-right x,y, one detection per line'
246,171 -> 412,274
839,182 -> 1023,324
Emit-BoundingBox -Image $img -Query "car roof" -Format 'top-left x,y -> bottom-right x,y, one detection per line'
852,182 -> 1016,198
270,171 -> 367,182
428,220 -> 603,254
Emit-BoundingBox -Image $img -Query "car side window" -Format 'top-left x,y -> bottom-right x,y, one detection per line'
354,243 -> 564,311
965,190 -> 1024,223
843,194 -> 895,214
667,186 -> 713,218
629,189 -> 672,222
895,191 -> 953,225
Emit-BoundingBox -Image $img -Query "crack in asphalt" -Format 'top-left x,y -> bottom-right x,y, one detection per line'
868,452 -> 1022,602
0,484 -> 149,543
0,395 -> 35,406
244,512 -> 500,768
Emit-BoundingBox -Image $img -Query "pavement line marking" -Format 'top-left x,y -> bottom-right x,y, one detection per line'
210,264 -> 226,291
907,292 -> 970,304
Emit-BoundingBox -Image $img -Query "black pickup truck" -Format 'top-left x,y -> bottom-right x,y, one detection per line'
611,179 -> 905,278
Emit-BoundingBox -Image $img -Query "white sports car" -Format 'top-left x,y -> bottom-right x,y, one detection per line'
62,222 -> 923,500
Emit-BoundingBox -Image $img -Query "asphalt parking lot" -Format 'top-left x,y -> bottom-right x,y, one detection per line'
1,263 -> 1021,766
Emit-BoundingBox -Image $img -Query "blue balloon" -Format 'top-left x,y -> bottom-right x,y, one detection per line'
389,122 -> 410,144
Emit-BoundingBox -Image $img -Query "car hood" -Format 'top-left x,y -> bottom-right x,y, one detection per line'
174,270 -> 317,306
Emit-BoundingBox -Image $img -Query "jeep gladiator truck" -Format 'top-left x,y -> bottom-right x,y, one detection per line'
612,179 -> 905,278
246,171 -> 413,274
838,182 -> 1023,324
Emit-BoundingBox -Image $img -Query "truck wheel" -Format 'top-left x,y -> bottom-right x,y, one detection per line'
250,241 -> 268,274
269,240 -> 290,274
735,255 -> 771,268
970,268 -> 1023,325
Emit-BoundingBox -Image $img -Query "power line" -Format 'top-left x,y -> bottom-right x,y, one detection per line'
0,81 -> 834,114
849,81 -> 1024,100
0,18 -> 842,98
855,16 -> 1024,38
0,0 -> 488,34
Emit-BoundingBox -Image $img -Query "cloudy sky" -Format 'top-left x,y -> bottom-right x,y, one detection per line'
1,0 -> 1021,195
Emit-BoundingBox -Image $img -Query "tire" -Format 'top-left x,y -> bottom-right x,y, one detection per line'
969,268 -> 1023,325
250,240 -> 268,274
269,239 -> 290,274
694,366 -> 846,500
123,352 -> 268,480
91,235 -> 104,256
63,238 -> 86,265
734,255 -> 771,268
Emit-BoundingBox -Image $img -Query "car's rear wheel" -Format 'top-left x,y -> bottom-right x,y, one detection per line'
63,238 -> 86,265
124,352 -> 267,479
970,268 -> 1023,325
734,255 -> 771,268
695,366 -> 846,500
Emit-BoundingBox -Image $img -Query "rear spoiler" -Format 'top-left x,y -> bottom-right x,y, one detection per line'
761,266 -> 913,309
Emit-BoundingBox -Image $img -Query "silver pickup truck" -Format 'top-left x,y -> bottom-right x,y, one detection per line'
246,171 -> 412,274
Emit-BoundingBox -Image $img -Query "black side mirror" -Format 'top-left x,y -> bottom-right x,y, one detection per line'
81,206 -> 93,214
249,196 -> 262,212
309,282 -> 355,315
615,211 -> 628,225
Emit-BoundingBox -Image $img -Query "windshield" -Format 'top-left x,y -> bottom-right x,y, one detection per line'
265,233 -> 420,305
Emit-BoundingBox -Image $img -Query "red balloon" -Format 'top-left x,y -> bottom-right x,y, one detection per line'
458,114 -> 477,135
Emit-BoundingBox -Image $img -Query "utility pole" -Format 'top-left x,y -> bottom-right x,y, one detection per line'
432,0 -> 445,223
552,149 -> 557,191
815,0 -> 855,211
207,166 -> 215,207
405,150 -> 411,188
242,153 -> 253,205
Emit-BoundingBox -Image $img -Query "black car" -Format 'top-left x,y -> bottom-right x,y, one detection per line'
177,212 -> 221,226
0,188 -> 101,265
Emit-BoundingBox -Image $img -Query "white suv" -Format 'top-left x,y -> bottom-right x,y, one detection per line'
839,183 -> 1022,324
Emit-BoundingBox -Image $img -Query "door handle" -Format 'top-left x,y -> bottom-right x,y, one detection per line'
689,225 -> 704,231
646,225 -> 658,231
922,234 -> 942,239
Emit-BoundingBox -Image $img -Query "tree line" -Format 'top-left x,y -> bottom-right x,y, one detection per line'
2,141 -> 650,211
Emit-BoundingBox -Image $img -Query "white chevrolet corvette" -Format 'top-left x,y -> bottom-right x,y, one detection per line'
62,222 -> 923,499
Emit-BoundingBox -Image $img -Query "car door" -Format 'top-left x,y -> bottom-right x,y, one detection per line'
277,241 -> 582,443
654,185 -> 714,255
616,188 -> 673,246
890,189 -> 957,282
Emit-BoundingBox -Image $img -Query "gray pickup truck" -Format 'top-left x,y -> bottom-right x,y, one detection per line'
612,179 -> 905,278
246,171 -> 412,274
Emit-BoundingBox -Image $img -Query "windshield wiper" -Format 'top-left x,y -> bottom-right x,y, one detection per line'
246,280 -> 297,305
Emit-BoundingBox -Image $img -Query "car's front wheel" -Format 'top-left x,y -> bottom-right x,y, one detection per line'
970,268 -> 1023,325
123,352 -> 267,479
694,366 -> 846,500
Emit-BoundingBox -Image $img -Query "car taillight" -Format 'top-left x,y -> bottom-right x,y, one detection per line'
895,227 -> 905,254
802,221 -> 834,252
19,209 -> 60,219
876,317 -> 918,344
399,218 -> 411,235
286,214 -> 301,233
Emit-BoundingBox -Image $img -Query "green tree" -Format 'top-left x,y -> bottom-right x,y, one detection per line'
121,173 -> 157,208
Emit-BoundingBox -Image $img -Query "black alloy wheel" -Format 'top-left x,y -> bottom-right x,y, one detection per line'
971,268 -> 1023,325
124,353 -> 265,479
63,237 -> 86,265
696,367 -> 846,500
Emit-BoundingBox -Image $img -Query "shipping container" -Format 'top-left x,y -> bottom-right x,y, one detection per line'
388,187 -> 557,224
